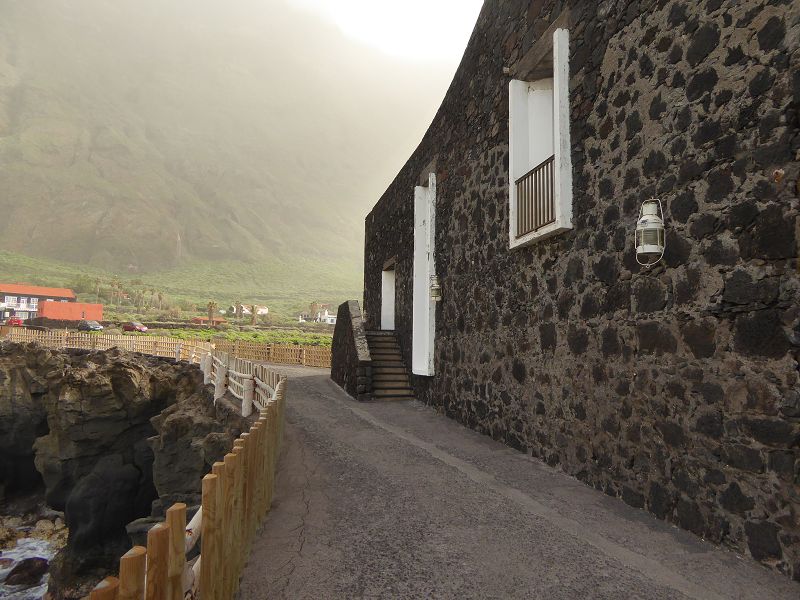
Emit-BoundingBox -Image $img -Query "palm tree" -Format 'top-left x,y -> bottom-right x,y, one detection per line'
250,304 -> 257,325
111,277 -> 122,306
157,291 -> 163,310
207,301 -> 218,326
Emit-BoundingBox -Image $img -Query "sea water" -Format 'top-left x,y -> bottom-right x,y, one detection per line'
0,536 -> 57,600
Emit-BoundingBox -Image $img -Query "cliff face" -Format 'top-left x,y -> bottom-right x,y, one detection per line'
0,341 -> 248,597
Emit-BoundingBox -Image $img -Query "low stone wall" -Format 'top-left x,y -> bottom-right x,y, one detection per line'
330,301 -> 372,401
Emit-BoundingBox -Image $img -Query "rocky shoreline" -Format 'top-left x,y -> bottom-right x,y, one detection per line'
1,510 -> 68,599
0,342 -> 249,598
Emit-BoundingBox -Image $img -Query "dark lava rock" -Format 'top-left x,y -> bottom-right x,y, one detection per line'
4,557 -> 49,587
734,310 -> 789,358
745,521 -> 782,560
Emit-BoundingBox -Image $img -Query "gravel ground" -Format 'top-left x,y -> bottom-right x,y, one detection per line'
237,366 -> 799,600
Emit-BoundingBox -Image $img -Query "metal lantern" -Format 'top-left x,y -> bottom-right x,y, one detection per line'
635,198 -> 665,267
429,275 -> 442,301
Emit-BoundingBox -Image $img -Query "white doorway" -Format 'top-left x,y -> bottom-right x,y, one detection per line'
412,173 -> 436,376
381,267 -> 395,330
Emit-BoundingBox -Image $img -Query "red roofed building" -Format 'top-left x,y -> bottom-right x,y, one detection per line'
191,316 -> 227,326
37,301 -> 103,322
0,283 -> 77,321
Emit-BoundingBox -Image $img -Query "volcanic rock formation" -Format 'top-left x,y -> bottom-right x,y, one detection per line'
0,341 -> 248,598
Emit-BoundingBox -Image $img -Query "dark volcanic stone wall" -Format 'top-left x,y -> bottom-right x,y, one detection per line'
331,300 -> 372,400
363,0 -> 800,579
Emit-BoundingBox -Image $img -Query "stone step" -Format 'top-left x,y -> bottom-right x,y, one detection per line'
373,373 -> 409,382
372,389 -> 415,399
371,351 -> 402,358
372,367 -> 407,375
366,331 -> 396,338
372,380 -> 412,390
369,342 -> 400,350
372,360 -> 404,367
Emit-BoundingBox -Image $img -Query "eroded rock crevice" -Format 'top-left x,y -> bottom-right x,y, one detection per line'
0,341 -> 249,598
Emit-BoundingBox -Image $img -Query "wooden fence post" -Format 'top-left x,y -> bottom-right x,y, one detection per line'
145,523 -> 170,600
244,430 -> 257,541
214,363 -> 228,403
90,576 -> 120,600
242,376 -> 255,417
200,473 -> 218,600
166,503 -> 186,600
232,439 -> 246,588
250,422 -> 264,527
212,462 -> 226,597
118,546 -> 146,600
221,452 -> 238,598
202,352 -> 213,384
258,410 -> 269,519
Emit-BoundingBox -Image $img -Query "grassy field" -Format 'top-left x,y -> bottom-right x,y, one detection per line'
140,327 -> 333,347
0,250 -> 360,323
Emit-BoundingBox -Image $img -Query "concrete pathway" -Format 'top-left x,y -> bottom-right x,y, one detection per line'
238,367 -> 799,599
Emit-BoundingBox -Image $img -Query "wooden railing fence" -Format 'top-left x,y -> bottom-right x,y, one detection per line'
0,327 -> 213,363
213,338 -> 331,368
0,327 -> 332,368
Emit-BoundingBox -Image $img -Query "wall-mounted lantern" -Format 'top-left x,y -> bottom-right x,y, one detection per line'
429,275 -> 442,301
635,199 -> 665,268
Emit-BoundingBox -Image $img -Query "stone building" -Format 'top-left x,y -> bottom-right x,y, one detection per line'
335,0 -> 800,579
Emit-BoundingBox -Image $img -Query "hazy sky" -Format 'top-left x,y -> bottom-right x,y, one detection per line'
0,0 -> 487,278
289,0 -> 484,60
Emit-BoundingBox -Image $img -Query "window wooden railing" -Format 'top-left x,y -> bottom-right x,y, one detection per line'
515,154 -> 556,238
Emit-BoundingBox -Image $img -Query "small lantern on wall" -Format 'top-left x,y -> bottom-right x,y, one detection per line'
429,275 -> 442,301
635,199 -> 665,268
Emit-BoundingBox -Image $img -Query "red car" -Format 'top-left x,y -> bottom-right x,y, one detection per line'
122,321 -> 148,332
3,317 -> 23,327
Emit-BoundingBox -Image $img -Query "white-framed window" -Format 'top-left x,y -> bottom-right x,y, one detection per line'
30,297 -> 38,306
5,296 -> 17,305
509,28 -> 572,249
19,297 -> 27,307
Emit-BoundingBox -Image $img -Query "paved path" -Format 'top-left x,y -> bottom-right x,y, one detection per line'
238,367 -> 799,599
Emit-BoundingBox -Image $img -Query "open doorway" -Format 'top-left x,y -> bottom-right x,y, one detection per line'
381,264 -> 396,331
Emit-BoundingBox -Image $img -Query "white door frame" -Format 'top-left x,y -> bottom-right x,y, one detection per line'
412,173 -> 436,376
380,267 -> 395,331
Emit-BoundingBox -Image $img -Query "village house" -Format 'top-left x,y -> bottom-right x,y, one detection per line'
333,0 -> 799,580
299,303 -> 337,325
0,283 -> 104,322
0,283 -> 77,321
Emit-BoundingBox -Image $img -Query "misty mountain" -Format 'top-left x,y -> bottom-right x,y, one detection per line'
0,0 -> 455,286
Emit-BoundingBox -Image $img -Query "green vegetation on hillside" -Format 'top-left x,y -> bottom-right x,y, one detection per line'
157,328 -> 332,347
0,250 -> 354,321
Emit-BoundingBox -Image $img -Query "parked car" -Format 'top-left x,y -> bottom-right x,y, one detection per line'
78,320 -> 104,331
2,317 -> 23,327
122,321 -> 148,333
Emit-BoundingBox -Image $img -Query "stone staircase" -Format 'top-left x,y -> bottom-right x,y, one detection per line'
366,331 -> 414,400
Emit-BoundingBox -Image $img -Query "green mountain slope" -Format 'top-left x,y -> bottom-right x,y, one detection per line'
0,0 -> 453,303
